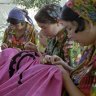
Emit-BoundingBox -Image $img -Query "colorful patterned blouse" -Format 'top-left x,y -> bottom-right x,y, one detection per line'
45,28 -> 80,65
71,45 -> 96,96
2,22 -> 36,50
45,29 -> 67,61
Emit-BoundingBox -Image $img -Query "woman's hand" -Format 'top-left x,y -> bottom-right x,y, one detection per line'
50,55 -> 66,66
24,42 -> 38,52
50,55 -> 74,72
42,55 -> 66,66
43,55 -> 66,65
14,48 -> 21,52
42,55 -> 52,64
1,43 -> 8,50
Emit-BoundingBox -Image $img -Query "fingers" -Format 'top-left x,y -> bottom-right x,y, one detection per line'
24,42 -> 37,51
15,48 -> 21,51
50,55 -> 58,64
3,43 -> 8,48
1,43 -> 8,50
51,55 -> 62,64
44,55 -> 63,65
25,42 -> 35,47
43,55 -> 64,66
43,55 -> 56,64
44,55 -> 51,63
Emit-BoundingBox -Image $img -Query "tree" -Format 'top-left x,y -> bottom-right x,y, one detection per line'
12,0 -> 60,9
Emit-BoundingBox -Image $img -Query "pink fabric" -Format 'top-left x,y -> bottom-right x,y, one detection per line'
0,48 -> 63,96
0,48 -> 19,84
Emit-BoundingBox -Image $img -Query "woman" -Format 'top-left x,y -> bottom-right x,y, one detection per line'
46,2 -> 96,96
1,7 -> 37,50
0,5 -> 66,96
35,4 -> 77,65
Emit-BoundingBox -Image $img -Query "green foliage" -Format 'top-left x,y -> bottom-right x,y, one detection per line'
12,0 -> 60,9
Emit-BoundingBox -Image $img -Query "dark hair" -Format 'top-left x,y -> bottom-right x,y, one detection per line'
35,4 -> 62,24
7,18 -> 24,25
61,5 -> 85,33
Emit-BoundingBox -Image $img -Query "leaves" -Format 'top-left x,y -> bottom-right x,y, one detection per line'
12,0 -> 60,9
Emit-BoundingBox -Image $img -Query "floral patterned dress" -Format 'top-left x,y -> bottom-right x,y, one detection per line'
2,22 -> 36,50
71,45 -> 96,96
45,29 -> 68,61
46,28 -> 80,65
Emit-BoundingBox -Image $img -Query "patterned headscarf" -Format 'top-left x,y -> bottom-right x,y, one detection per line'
35,4 -> 62,23
8,7 -> 25,22
66,0 -> 96,23
45,4 -> 62,20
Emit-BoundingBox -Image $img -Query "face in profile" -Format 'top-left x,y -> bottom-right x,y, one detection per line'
37,22 -> 63,38
62,20 -> 96,46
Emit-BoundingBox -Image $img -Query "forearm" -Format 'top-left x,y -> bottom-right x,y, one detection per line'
62,62 -> 74,72
63,74 -> 85,96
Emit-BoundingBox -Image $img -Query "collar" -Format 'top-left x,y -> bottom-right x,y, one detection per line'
56,28 -> 67,42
